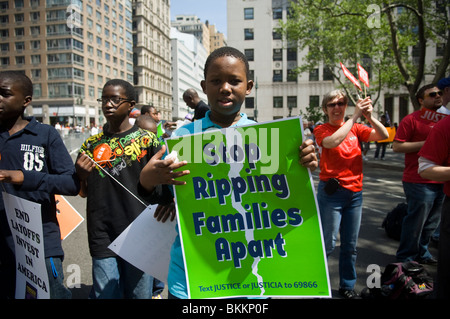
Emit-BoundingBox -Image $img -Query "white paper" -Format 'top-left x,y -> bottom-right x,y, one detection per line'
108,204 -> 177,283
2,192 -> 50,299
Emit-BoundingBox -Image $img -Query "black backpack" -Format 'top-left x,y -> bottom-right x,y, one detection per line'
382,203 -> 407,240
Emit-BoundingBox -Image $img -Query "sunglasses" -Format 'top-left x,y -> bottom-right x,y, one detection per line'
326,101 -> 346,108
426,91 -> 443,98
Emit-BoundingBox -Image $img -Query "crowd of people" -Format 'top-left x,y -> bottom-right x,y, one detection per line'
0,46 -> 449,300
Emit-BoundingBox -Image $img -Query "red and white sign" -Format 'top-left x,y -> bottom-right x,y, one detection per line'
357,63 -> 370,87
340,62 -> 362,91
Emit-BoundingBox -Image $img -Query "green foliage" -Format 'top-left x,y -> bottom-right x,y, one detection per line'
279,0 -> 450,107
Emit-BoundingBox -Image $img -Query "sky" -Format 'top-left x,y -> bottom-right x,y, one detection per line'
170,0 -> 228,36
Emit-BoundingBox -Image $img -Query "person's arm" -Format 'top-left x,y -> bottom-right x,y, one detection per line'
365,115 -> 389,142
321,99 -> 365,149
75,152 -> 96,198
419,163 -> 450,182
393,140 -> 425,153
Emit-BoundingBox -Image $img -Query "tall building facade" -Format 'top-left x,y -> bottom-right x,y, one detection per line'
132,0 -> 172,120
170,27 -> 207,120
227,0 -> 447,124
171,14 -> 210,55
0,0 -> 135,127
208,23 -> 227,53
227,0 -> 336,122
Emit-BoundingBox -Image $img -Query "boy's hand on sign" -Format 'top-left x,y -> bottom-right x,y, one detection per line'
154,201 -> 176,223
140,145 -> 190,192
299,139 -> 318,171
0,170 -> 24,185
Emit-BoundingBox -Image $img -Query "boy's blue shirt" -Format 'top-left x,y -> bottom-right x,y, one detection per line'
168,111 -> 256,299
0,117 -> 80,259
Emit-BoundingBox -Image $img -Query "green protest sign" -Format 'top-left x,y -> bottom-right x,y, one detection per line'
166,117 -> 330,298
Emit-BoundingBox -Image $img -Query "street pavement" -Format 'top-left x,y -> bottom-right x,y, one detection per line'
59,137 -> 439,299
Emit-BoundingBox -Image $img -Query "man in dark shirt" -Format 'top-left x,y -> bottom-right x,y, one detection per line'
183,88 -> 210,120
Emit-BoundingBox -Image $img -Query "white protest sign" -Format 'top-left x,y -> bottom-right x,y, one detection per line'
2,192 -> 50,299
108,204 -> 177,283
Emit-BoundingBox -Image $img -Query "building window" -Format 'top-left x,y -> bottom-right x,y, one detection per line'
0,57 -> 10,66
309,96 -> 320,108
244,8 -> 254,20
309,68 -> 319,81
287,48 -> 297,61
273,28 -> 282,40
244,28 -> 254,40
273,70 -> 283,82
323,67 -> 334,81
273,49 -> 282,61
287,69 -> 297,82
273,96 -> 283,108
244,49 -> 254,61
273,8 -> 282,19
287,96 -> 297,109
245,97 -> 254,109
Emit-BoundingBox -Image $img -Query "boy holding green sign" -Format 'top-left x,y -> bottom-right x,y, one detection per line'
140,47 -> 318,299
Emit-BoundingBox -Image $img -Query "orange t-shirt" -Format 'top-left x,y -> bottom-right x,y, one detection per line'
314,122 -> 373,192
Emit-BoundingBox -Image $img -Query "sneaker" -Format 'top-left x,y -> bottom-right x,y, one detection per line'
416,257 -> 438,265
338,288 -> 360,299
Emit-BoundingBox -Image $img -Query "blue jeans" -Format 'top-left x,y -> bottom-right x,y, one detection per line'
90,256 -> 154,299
396,182 -> 444,262
45,257 -> 72,299
317,181 -> 363,291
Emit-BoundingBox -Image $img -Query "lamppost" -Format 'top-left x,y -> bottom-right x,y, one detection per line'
254,77 -> 258,122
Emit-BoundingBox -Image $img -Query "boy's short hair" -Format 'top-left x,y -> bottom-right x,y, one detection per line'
103,79 -> 136,101
415,83 -> 438,103
204,46 -> 250,79
321,89 -> 348,108
0,71 -> 33,97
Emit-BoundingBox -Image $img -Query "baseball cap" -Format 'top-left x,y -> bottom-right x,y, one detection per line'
437,77 -> 450,90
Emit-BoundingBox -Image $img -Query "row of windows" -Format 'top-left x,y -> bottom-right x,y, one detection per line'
244,7 -> 290,20
244,95 -> 321,110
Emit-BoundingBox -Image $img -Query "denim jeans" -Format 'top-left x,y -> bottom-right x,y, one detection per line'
90,256 -> 154,299
45,257 -> 72,299
396,182 -> 444,262
436,196 -> 450,299
317,181 -> 363,291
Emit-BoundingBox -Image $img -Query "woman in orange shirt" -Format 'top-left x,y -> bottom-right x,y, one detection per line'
314,90 -> 388,299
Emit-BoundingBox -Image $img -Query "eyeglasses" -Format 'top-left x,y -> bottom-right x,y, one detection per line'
426,91 -> 443,98
97,97 -> 132,106
326,101 -> 346,108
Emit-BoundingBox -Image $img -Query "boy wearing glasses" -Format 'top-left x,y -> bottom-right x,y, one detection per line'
393,84 -> 446,264
76,79 -> 188,298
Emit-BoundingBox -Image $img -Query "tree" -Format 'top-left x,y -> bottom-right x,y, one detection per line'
280,0 -> 450,110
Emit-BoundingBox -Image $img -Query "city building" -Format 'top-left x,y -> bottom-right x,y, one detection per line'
0,0 -> 135,128
132,0 -> 172,120
227,0 -> 447,124
170,27 -> 207,120
171,14 -> 211,55
208,23 -> 227,53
